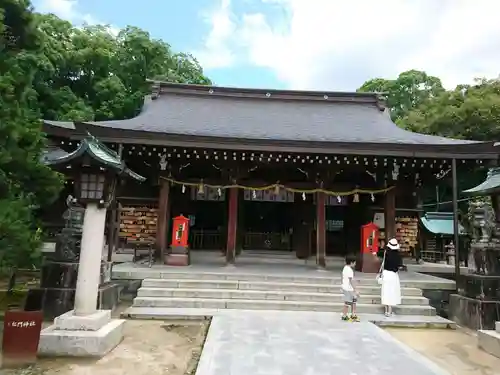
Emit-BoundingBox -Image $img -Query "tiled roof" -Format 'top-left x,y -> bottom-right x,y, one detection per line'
45,82 -> 479,145
43,135 -> 145,181
420,212 -> 466,235
463,167 -> 500,195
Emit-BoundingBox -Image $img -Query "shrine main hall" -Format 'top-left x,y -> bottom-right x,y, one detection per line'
42,81 -> 499,266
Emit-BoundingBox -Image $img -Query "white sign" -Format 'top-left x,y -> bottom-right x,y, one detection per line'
373,213 -> 385,229
41,242 -> 56,253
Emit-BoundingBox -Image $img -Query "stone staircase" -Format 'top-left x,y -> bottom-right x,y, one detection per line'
133,278 -> 435,315
122,271 -> 455,324
478,321 -> 500,358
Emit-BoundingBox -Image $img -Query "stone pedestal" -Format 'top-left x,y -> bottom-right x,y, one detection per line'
38,310 -> 125,357
449,243 -> 500,330
357,253 -> 381,273
449,293 -> 500,330
38,204 -> 124,357
478,321 -> 500,358
165,245 -> 190,266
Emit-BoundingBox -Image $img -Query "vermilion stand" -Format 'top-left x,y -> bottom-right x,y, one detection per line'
358,222 -> 381,273
165,215 -> 190,266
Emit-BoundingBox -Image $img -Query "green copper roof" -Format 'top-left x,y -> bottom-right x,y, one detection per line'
420,212 -> 466,235
42,134 -> 145,182
463,167 -> 500,196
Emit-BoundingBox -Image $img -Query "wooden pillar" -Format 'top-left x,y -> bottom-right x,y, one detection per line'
384,188 -> 396,239
156,179 -> 171,262
236,190 -> 244,255
293,202 -> 311,259
107,145 -> 123,262
316,192 -> 326,268
451,158 -> 460,285
106,197 -> 117,262
226,187 -> 239,264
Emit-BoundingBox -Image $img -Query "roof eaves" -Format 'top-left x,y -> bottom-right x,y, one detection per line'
420,213 -> 466,235
43,120 -> 76,130
463,167 -> 500,196
42,139 -> 89,165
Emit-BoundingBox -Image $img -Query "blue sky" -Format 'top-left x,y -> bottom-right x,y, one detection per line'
33,0 -> 500,91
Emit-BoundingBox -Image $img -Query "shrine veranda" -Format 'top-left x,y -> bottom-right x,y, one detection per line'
41,81 -> 500,266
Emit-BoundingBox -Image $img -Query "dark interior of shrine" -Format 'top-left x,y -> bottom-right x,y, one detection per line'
159,165 -> 381,255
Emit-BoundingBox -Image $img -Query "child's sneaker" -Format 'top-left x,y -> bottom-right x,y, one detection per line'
341,315 -> 350,322
350,315 -> 360,322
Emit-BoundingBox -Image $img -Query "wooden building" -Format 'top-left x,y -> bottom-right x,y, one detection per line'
42,81 -> 499,266
419,212 -> 466,263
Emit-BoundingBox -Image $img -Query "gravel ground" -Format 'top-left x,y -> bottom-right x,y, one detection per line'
1,319 -> 209,375
386,327 -> 500,375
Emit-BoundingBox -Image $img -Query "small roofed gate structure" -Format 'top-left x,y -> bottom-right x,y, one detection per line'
41,81 -> 500,269
419,212 -> 467,264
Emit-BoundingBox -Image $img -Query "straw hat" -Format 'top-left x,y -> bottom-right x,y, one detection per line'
387,238 -> 400,250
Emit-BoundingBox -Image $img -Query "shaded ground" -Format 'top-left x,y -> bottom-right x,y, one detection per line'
2,320 -> 208,375
386,328 -> 500,375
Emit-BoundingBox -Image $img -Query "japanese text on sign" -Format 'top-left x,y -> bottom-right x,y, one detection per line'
8,321 -> 37,328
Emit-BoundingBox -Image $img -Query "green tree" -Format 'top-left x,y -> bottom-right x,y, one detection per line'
34,16 -> 212,122
398,79 -> 500,210
0,0 -> 63,268
358,70 -> 445,121
399,78 -> 500,141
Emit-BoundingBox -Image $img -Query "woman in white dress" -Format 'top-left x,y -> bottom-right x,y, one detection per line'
380,238 -> 402,317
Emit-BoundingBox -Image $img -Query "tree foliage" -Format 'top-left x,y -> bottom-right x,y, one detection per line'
358,72 -> 500,210
399,78 -> 500,141
34,15 -> 212,122
357,70 -> 445,121
0,0 -> 63,268
0,2 -> 212,268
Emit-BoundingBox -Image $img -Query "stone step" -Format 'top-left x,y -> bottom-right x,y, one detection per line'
478,329 -> 500,359
141,278 -> 423,295
132,296 -> 436,315
137,287 -> 429,305
142,272 -> 402,285
121,307 -> 455,329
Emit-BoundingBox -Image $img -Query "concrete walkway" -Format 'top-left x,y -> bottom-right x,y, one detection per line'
196,310 -> 450,375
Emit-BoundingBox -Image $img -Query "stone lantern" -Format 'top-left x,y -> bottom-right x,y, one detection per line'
449,167 -> 500,358
37,135 -> 145,357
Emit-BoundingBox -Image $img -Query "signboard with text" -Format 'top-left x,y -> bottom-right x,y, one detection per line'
2,310 -> 43,368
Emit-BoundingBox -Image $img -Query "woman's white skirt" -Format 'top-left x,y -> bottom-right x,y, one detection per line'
381,270 -> 401,306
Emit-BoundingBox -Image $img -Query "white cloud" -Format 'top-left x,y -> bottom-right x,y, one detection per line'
200,0 -> 500,90
194,0 -> 237,69
34,0 -> 118,35
35,0 -> 85,23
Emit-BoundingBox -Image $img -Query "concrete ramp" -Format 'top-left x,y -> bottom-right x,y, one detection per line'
195,310 -> 450,375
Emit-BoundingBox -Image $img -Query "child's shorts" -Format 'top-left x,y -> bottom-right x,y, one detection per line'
343,290 -> 357,305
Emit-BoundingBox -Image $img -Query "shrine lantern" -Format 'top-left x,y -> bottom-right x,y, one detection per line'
361,222 -> 379,254
171,215 -> 190,248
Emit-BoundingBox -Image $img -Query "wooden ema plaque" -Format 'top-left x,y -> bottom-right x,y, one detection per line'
2,310 -> 43,368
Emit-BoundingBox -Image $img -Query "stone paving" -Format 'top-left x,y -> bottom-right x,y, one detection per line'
195,311 -> 450,375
